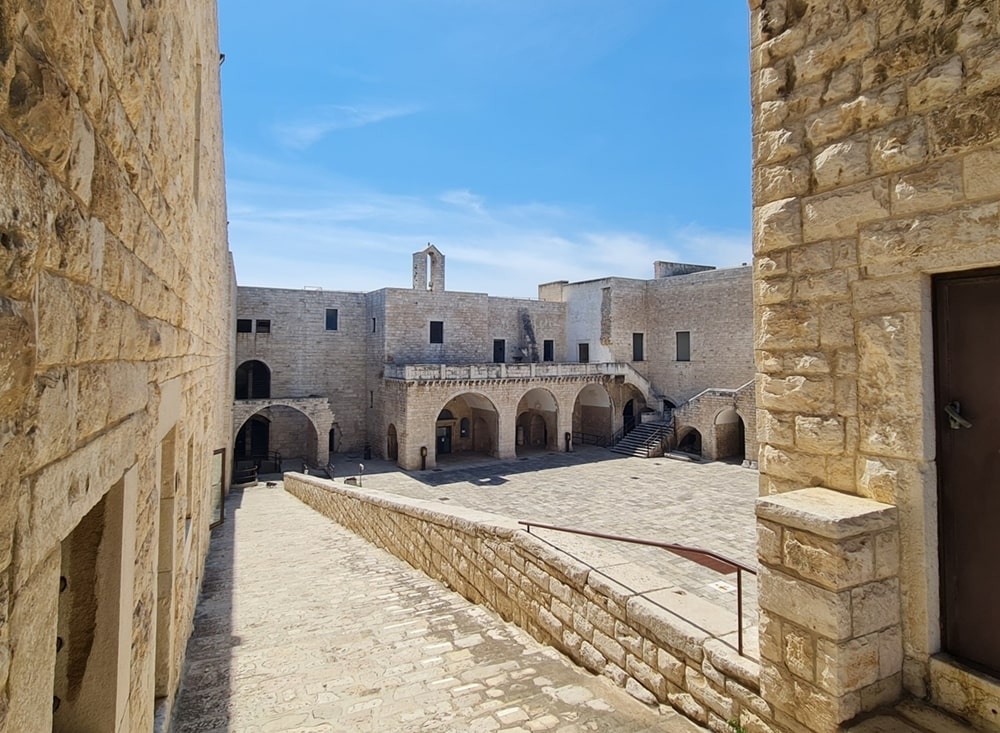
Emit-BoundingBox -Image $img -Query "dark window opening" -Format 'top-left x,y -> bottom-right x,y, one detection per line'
235,360 -> 271,400
437,409 -> 454,421
236,319 -> 252,333
369,391 -> 374,408
632,333 -> 644,362
372,317 -> 376,332
493,339 -> 506,363
676,331 -> 691,362
460,417 -> 470,437
543,340 -> 554,362
578,343 -> 589,363
255,319 -> 271,334
326,308 -> 338,331
430,321 -> 444,344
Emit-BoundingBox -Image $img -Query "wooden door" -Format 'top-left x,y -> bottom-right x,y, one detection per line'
934,268 -> 1000,678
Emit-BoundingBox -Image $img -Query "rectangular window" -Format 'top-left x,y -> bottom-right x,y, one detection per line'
236,319 -> 252,333
255,319 -> 271,334
325,308 -> 338,331
578,343 -> 589,363
369,391 -> 374,408
543,339 -> 554,362
676,331 -> 691,362
493,339 -> 506,363
372,317 -> 377,332
430,321 -> 444,344
632,333 -> 644,362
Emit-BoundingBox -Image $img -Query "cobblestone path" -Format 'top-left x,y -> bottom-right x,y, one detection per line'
173,485 -> 705,733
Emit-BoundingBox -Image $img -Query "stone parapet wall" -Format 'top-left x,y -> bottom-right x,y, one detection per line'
284,473 -> 775,733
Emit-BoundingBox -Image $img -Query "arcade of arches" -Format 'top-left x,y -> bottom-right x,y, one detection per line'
384,378 -> 651,470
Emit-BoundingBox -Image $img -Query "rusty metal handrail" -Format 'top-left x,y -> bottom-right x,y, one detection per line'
517,520 -> 757,656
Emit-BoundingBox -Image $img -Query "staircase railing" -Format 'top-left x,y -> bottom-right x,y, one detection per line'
572,431 -> 607,447
519,520 -> 757,657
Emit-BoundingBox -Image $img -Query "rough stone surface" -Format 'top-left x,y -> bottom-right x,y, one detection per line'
173,484 -> 702,733
0,2 -> 232,732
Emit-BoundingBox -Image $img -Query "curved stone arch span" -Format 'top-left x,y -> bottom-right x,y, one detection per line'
232,398 -> 336,467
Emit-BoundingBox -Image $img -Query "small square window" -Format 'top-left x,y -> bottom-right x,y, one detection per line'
543,340 -> 554,362
326,308 -> 338,331
676,331 -> 691,362
255,319 -> 270,334
430,321 -> 444,344
578,343 -> 589,363
236,319 -> 252,333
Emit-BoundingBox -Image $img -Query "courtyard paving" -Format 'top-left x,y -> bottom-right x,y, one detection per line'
173,483 -> 706,733
328,447 -> 760,631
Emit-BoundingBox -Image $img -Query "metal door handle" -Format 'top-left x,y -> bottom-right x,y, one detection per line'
944,401 -> 973,429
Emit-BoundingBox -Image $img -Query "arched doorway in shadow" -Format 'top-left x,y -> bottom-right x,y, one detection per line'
676,427 -> 703,457
573,383 -> 612,445
387,424 -> 398,461
235,360 -> 270,399
516,388 -> 558,455
235,414 -> 270,462
436,393 -> 499,462
234,406 -> 318,472
714,408 -> 746,462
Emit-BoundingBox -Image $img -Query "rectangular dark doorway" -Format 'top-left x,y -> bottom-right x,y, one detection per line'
934,267 -> 1000,679
493,339 -> 505,363
436,426 -> 452,455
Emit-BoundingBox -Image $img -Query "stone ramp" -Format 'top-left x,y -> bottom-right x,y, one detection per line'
172,484 -> 705,732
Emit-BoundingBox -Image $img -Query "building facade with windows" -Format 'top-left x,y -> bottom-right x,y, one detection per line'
233,245 -> 755,471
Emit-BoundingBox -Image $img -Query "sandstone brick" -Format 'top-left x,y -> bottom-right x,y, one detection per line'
754,198 -> 802,253
813,138 -> 869,191
802,179 -> 890,243
758,566 -> 853,640
783,625 -> 816,682
851,578 -> 901,636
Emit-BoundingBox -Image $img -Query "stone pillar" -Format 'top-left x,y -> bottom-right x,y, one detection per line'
756,488 -> 903,732
496,405 -> 516,460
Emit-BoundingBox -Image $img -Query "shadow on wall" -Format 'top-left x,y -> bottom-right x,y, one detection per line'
171,490 -> 243,731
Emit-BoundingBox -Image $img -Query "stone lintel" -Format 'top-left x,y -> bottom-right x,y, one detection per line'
756,487 -> 897,540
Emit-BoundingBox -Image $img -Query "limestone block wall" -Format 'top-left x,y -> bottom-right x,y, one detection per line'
750,0 -> 1000,726
0,1 -> 232,731
235,287 -> 367,451
486,297 -> 566,363
756,489 -> 903,733
674,382 -> 758,463
285,474 -> 771,733
561,278 -> 618,363
382,287 -> 492,364
646,268 -> 756,404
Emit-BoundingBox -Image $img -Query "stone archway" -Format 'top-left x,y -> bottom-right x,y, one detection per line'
713,408 -> 745,462
435,392 -> 499,461
387,424 -> 398,461
676,426 -> 702,457
516,387 -> 558,454
232,397 -> 335,468
572,383 -> 612,445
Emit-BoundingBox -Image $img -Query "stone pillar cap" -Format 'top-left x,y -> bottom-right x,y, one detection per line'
756,487 -> 897,539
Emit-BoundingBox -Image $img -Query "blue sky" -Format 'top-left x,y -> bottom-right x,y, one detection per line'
218,1 -> 752,298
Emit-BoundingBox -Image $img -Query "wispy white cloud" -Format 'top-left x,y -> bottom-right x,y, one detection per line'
225,152 -> 750,296
273,104 -> 422,149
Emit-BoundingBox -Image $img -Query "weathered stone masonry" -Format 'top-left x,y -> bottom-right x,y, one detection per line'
0,2 -> 232,732
287,474 -> 766,733
752,0 -> 1000,730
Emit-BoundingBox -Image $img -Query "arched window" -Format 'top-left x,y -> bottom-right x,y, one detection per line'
459,417 -> 470,437
437,409 -> 454,421
235,360 -> 270,399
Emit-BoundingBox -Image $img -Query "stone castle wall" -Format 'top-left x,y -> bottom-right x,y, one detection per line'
235,286 -> 367,451
0,1 -> 232,731
751,0 -> 1000,729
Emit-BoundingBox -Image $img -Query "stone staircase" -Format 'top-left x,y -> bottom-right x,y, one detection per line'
610,421 -> 672,458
